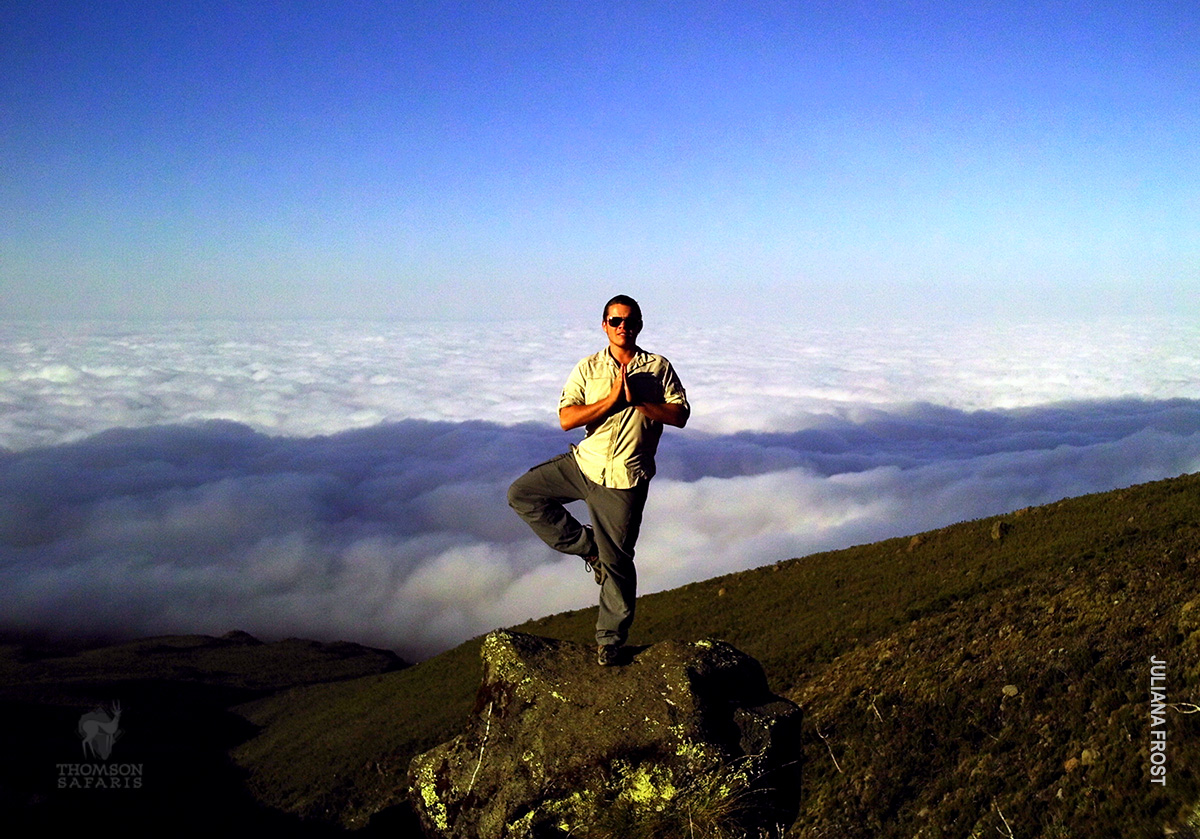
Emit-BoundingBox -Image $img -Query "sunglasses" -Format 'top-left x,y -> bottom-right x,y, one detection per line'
606,316 -> 641,329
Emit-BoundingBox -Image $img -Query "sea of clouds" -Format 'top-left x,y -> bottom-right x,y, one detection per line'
3,317 -> 1200,660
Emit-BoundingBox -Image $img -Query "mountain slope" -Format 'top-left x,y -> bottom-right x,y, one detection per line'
234,470 -> 1200,836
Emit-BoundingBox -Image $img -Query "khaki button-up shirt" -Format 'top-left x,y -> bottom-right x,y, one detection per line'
559,347 -> 689,489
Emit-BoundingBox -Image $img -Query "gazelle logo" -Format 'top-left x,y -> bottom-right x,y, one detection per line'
57,701 -> 143,789
78,702 -> 123,760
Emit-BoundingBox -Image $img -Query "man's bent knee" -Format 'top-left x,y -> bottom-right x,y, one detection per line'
507,477 -> 533,512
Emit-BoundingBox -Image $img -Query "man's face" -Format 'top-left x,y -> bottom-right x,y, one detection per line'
603,303 -> 641,349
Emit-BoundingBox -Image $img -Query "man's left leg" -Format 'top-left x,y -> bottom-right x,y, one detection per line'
586,481 -> 649,649
507,453 -> 596,558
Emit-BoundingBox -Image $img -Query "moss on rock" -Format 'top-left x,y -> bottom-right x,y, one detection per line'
408,631 -> 801,838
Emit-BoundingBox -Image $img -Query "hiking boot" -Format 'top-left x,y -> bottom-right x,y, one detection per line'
597,644 -> 622,667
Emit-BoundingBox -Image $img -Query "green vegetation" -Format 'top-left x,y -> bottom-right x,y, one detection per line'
233,638 -> 482,829
573,756 -> 789,839
8,472 -> 1200,836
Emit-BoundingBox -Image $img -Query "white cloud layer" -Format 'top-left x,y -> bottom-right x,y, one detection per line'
2,317 -> 1199,659
4,318 -> 1199,451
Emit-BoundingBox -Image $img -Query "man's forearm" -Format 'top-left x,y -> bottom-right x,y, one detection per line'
561,399 -> 688,430
633,401 -> 689,428
559,398 -> 620,431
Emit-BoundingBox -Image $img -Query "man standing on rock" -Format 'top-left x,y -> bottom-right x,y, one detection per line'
508,294 -> 689,666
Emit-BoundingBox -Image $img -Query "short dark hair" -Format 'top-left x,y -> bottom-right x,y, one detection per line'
602,294 -> 642,324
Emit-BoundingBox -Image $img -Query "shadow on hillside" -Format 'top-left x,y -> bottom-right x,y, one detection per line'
4,684 -> 349,835
1,632 -> 406,835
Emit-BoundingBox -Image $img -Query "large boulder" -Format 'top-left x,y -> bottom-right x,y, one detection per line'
408,630 -> 802,838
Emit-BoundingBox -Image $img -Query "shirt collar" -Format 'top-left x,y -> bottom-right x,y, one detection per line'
604,346 -> 645,367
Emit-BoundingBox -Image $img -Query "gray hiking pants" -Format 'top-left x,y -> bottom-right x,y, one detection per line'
507,452 -> 649,647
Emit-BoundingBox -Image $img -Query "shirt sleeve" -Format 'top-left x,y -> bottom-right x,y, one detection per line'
558,357 -> 589,409
659,359 -> 689,408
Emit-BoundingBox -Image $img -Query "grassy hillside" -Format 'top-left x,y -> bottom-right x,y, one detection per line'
232,639 -> 483,830
233,470 -> 1200,836
789,480 -> 1200,837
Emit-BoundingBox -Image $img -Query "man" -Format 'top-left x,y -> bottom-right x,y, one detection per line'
507,294 -> 689,666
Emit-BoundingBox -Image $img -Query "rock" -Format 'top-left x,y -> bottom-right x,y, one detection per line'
991,520 -> 1012,541
1002,684 -> 1019,697
408,630 -> 802,839
907,535 -> 925,553
220,629 -> 262,645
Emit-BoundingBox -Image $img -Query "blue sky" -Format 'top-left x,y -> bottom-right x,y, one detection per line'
3,1 -> 1197,321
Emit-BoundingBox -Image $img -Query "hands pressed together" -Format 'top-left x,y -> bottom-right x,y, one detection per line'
559,363 -> 688,431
